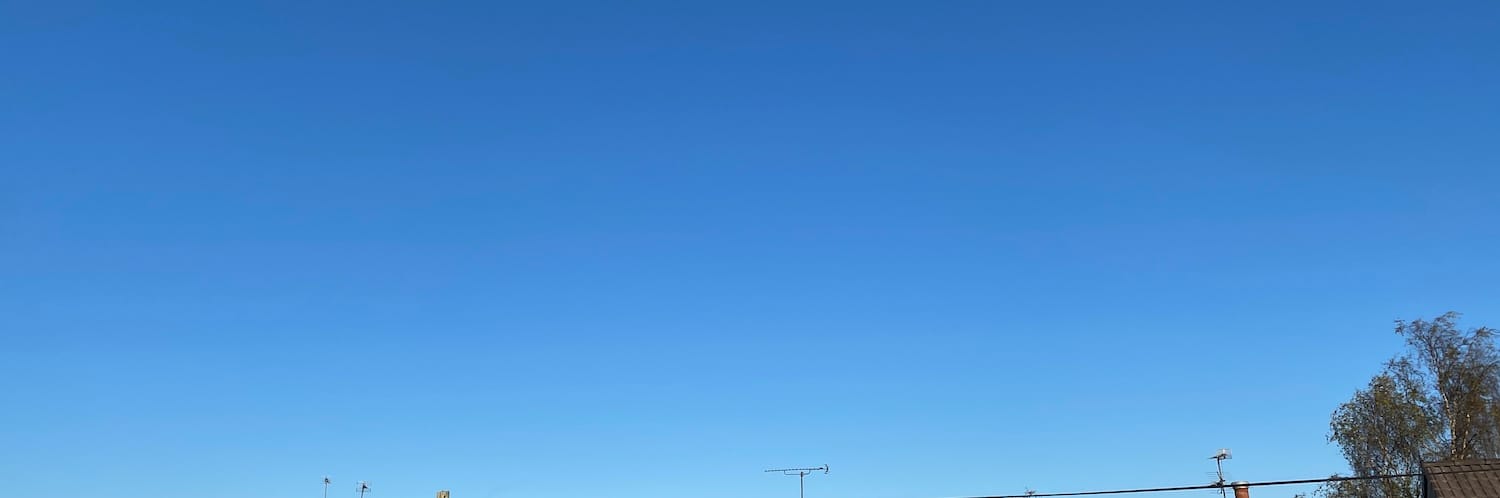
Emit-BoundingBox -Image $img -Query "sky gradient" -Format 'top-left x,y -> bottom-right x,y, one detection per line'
3,2 -> 1499,498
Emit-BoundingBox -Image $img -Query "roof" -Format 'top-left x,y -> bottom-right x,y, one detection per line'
1424,460 -> 1500,498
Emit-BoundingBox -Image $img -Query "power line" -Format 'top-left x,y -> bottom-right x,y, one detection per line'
966,466 -> 1497,498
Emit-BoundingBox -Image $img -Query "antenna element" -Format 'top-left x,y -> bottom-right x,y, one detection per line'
765,465 -> 830,498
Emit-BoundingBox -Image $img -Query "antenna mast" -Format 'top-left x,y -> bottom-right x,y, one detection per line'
322,476 -> 331,498
1209,449 -> 1232,498
765,464 -> 830,498
356,481 -> 371,498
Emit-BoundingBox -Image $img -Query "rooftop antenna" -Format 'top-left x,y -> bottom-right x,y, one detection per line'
764,465 -> 830,498
1209,449 -> 1232,498
356,481 -> 371,498
322,476 -> 331,498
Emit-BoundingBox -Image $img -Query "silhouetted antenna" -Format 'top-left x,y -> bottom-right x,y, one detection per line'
765,464 -> 830,498
1209,449 -> 1232,498
322,476 -> 331,498
356,481 -> 372,498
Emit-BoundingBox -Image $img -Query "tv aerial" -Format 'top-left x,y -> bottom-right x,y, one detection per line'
1209,449 -> 1232,498
765,464 -> 830,498
356,481 -> 372,498
321,476 -> 332,498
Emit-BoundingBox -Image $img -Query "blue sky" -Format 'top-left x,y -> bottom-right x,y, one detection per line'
3,1 -> 1498,498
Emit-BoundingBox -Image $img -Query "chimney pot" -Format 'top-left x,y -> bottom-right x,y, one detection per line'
1231,481 -> 1250,498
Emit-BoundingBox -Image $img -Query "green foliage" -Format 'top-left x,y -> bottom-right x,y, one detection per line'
1321,312 -> 1499,498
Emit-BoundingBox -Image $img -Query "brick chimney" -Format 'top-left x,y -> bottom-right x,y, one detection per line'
1231,481 -> 1249,498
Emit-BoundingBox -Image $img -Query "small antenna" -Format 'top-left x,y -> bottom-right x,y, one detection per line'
322,476 -> 332,498
765,465 -> 830,498
356,481 -> 372,498
1209,449 -> 1232,498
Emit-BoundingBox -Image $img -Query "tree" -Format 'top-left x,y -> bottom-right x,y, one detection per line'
1322,312 -> 1499,498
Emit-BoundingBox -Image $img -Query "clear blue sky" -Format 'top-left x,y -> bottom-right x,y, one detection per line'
3,2 -> 1498,498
